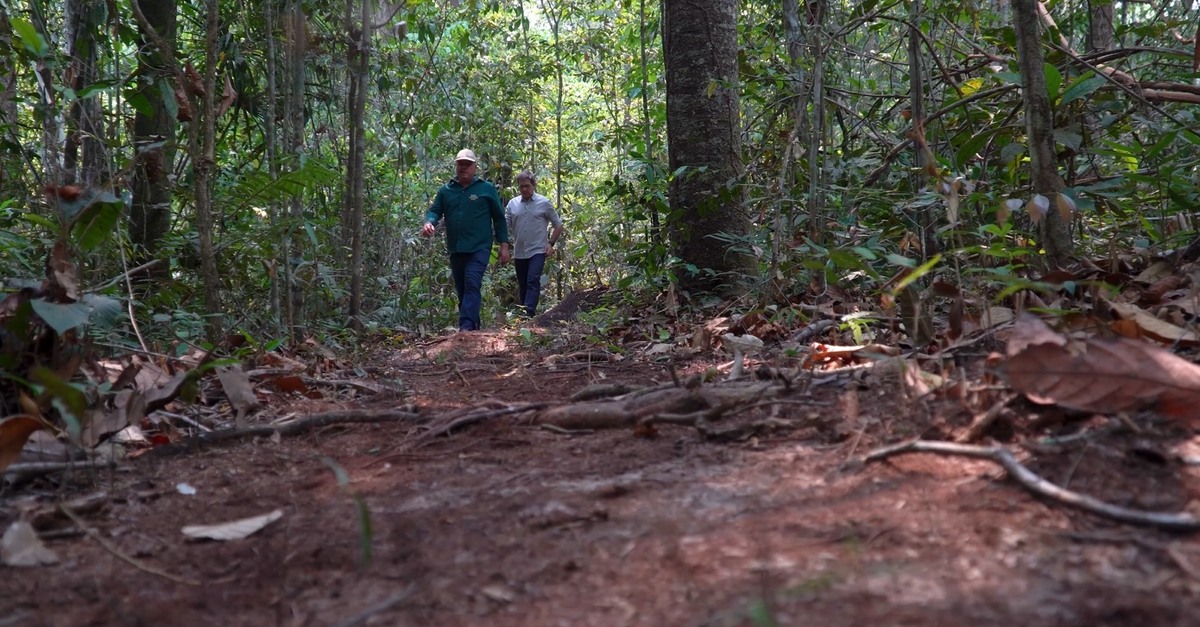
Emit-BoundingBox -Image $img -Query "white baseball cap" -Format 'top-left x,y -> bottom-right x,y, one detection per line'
454,149 -> 477,163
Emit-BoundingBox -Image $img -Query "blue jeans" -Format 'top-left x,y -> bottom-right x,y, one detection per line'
449,248 -> 491,331
514,253 -> 546,317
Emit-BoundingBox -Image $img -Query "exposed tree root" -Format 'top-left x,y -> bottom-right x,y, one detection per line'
862,439 -> 1200,531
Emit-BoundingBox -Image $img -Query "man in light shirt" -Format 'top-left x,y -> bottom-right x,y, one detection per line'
505,171 -> 564,318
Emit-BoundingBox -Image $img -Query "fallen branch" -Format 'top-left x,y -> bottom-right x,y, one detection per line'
150,409 -> 423,456
417,403 -> 549,443
3,460 -> 116,480
862,439 -> 1200,531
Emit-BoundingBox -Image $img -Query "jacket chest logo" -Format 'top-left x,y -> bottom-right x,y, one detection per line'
468,194 -> 478,201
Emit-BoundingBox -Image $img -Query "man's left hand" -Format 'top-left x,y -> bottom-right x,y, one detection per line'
499,244 -> 511,265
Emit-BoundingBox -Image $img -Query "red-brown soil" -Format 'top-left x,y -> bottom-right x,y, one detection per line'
3,326 -> 1200,626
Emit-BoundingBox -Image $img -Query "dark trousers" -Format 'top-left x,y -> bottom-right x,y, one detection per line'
449,248 -> 491,331
514,253 -> 547,317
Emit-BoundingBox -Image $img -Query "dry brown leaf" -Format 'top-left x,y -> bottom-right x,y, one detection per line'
0,415 -> 43,474
1003,314 -> 1200,422
1106,299 -> 1200,346
217,365 -> 261,426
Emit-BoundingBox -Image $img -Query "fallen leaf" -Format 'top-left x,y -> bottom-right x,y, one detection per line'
1003,314 -> 1200,422
182,509 -> 283,541
1106,299 -> 1200,346
218,365 -> 261,426
1,521 -> 58,567
0,415 -> 44,474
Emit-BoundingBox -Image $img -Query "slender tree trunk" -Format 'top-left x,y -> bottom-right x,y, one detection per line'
640,0 -> 659,244
63,0 -> 104,188
0,11 -> 20,197
129,0 -> 177,282
264,0 -> 282,331
284,1 -> 308,337
662,0 -> 752,293
345,0 -> 369,327
194,0 -> 223,343
805,0 -> 826,246
909,0 -> 937,258
1086,0 -> 1114,53
1012,0 -> 1073,266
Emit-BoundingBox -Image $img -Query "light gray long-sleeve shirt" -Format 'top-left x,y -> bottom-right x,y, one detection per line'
504,192 -> 563,259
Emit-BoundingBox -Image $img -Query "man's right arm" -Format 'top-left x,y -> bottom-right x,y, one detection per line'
422,190 -> 443,236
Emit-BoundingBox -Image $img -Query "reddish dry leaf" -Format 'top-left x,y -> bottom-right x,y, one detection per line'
270,375 -> 310,395
1003,314 -> 1200,422
0,415 -> 44,474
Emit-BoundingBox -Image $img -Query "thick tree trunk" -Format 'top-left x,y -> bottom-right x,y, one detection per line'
662,0 -> 752,293
1012,0 -> 1073,266
129,0 -> 177,281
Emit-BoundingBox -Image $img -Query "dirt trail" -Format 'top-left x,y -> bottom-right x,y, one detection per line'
3,329 -> 1200,626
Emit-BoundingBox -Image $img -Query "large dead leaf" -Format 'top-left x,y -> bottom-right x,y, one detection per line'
1003,314 -> 1200,421
1,521 -> 58,567
1106,299 -> 1200,346
217,365 -> 260,426
182,509 -> 283,541
0,415 -> 44,474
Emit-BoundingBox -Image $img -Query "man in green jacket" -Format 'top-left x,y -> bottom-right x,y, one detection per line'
422,149 -> 511,331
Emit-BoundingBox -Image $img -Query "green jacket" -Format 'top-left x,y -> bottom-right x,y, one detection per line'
425,177 -> 509,254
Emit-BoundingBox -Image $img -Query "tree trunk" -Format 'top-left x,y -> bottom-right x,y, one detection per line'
63,0 -> 104,188
129,0 -> 177,281
909,0 -> 937,259
1012,0 -> 1073,266
344,0 -> 369,327
284,1 -> 308,337
0,12 -> 19,198
1086,0 -> 1114,53
264,0 -> 282,331
662,0 -> 752,294
194,0 -> 223,344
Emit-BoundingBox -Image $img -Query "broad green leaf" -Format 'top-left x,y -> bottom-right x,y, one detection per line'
9,18 -> 48,57
72,193 -> 123,250
30,299 -> 91,334
124,89 -> 153,117
955,129 -> 994,167
1058,75 -> 1105,107
31,367 -> 87,432
1043,62 -> 1062,99
159,78 -> 178,122
1053,129 -> 1082,151
80,293 -> 123,330
76,79 -> 121,100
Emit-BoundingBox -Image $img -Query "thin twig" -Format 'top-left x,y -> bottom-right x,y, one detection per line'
4,460 -> 116,480
862,439 -> 1200,531
59,505 -> 202,586
149,409 -> 422,456
331,587 -> 417,627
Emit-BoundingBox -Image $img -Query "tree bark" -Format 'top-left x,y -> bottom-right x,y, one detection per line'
1012,0 -> 1073,266
284,1 -> 308,337
344,0 -> 369,327
662,0 -> 753,293
63,0 -> 104,188
129,0 -> 178,282
194,0 -> 223,343
1086,0 -> 1114,53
